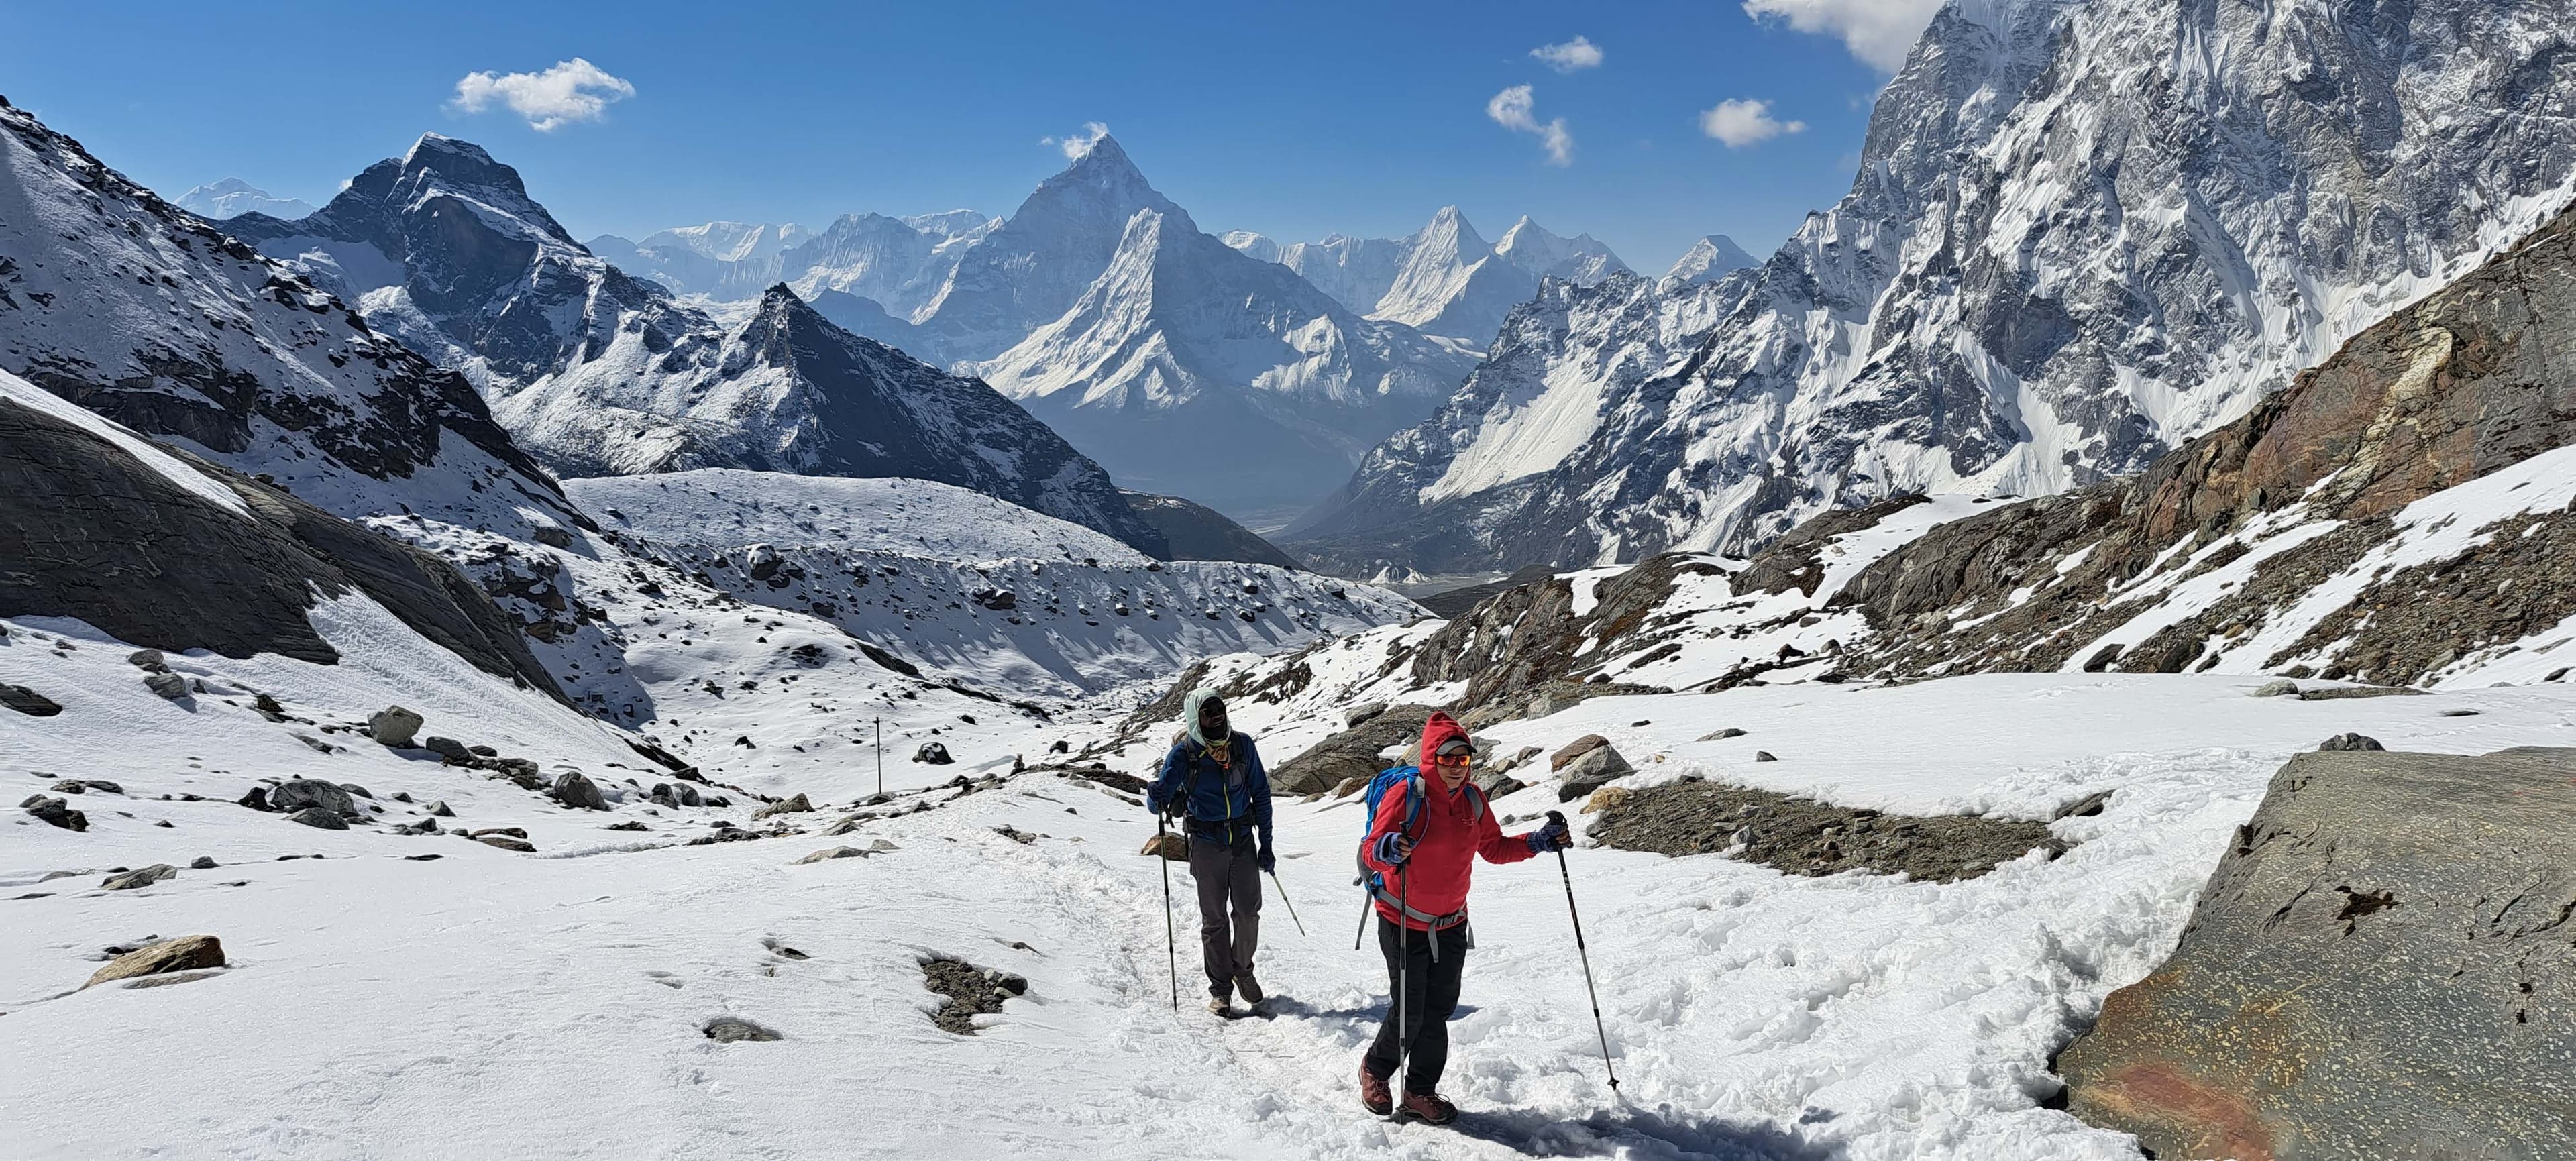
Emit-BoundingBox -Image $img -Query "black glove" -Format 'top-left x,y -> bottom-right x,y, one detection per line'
1258,845 -> 1277,873
1526,810 -> 1571,853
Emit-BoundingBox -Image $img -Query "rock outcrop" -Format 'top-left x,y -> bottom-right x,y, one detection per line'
85,935 -> 225,989
2057,747 -> 2576,1160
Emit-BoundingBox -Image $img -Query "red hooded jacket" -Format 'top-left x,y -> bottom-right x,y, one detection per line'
1359,712 -> 1536,930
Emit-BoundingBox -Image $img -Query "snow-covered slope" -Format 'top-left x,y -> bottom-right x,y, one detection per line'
172,177 -> 313,221
0,97 -> 577,535
1229,209 -> 1632,347
220,133 -> 1161,555
1296,0 -> 2576,575
963,205 -> 1475,517
585,221 -> 817,300
1662,233 -> 1757,286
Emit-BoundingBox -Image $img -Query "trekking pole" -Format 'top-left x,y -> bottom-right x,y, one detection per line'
1546,810 -> 1619,1092
1156,816 -> 1178,1010
1354,888 -> 1371,950
1391,869 -> 1413,1111
1268,870 -> 1306,936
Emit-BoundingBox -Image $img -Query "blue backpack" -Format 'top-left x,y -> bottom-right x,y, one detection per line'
1353,764 -> 1486,894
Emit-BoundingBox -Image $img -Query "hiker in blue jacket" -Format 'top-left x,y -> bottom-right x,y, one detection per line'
1146,689 -> 1275,1013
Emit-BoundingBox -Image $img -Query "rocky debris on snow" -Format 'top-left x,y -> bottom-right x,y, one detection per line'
969,586 -> 1017,611
921,958 -> 1023,1034
1,682 -> 62,716
269,779 -> 354,817
2051,791 -> 2114,821
236,787 -> 272,812
426,799 -> 455,817
1592,778 -> 2066,883
1391,558 -> 1713,707
85,934 -> 225,989
604,820 -> 647,832
101,864 -> 176,890
1556,743 -> 1633,803
753,793 -> 812,820
476,833 -> 535,852
2249,679 -> 2300,698
1344,701 -> 1390,728
2059,747 -> 2576,1161
143,672 -> 189,700
367,706 -> 424,747
1331,775 -> 1368,799
1472,770 -> 1527,799
284,807 -> 347,830
651,782 -> 706,808
490,759 -> 544,790
1697,728 -> 1747,741
1580,786 -> 1631,815
23,795 -> 87,831
1140,832 -> 1189,861
992,825 -> 1038,845
52,779 -> 122,795
702,1016 -> 782,1043
2317,732 -> 2385,752
552,771 -> 606,810
423,736 -> 474,763
339,783 -> 373,799
1752,751 -> 1778,762
912,742 -> 953,765
188,856 -> 217,869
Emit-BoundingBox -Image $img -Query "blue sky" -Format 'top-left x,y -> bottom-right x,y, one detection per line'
3,0 -> 1929,272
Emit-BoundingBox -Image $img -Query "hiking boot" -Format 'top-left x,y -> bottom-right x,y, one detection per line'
1206,995 -> 1232,1016
1235,974 -> 1264,1005
1397,1090 -> 1458,1125
1358,1064 -> 1393,1116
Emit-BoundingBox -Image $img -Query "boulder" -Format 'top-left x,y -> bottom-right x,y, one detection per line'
477,834 -> 536,852
703,1016 -> 781,1043
492,758 -> 544,789
754,793 -> 814,820
1752,751 -> 1778,762
2058,747 -> 2576,1161
1330,775 -> 1369,799
1344,702 -> 1391,728
912,742 -> 953,765
85,934 -> 225,989
2318,732 -> 2385,752
552,771 -> 606,810
24,795 -> 87,831
1472,771 -> 1527,799
143,671 -> 189,699
423,736 -> 474,763
426,799 -> 455,817
101,864 -> 177,890
1550,734 -> 1612,772
127,649 -> 167,669
470,827 -> 527,839
367,706 -> 425,747
1580,786 -> 1631,815
1556,744 -> 1632,802
270,779 -> 354,816
1697,727 -> 1747,741
284,806 -> 347,830
794,846 -> 873,864
189,856 -> 217,869
1140,832 -> 1189,861
1,681 -> 62,716
237,786 -> 273,812
2249,679 -> 2302,698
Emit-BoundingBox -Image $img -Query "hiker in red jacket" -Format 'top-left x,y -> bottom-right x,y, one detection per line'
1355,711 -> 1570,1123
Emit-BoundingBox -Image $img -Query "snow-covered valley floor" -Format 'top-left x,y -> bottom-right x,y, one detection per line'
11,603 -> 2576,1159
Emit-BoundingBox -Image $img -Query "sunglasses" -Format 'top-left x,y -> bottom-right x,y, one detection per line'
1431,752 -> 1472,767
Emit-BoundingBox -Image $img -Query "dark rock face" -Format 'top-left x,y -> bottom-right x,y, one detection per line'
1269,706 -> 1434,796
1405,554 -> 1711,704
1118,490 -> 1301,568
1837,204 -> 2576,688
1,682 -> 61,716
0,392 -> 564,696
2058,748 -> 2576,1161
1591,778 -> 2064,883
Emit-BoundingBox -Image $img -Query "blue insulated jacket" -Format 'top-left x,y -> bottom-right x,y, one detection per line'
1148,734 -> 1273,850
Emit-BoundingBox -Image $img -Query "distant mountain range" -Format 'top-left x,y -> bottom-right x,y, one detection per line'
1224,209 -> 1631,344
174,177 -> 315,221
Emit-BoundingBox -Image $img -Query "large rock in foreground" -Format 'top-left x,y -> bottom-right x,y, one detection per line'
2058,748 -> 2576,1161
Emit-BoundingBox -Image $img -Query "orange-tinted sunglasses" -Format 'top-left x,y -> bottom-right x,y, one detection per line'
1430,752 -> 1472,767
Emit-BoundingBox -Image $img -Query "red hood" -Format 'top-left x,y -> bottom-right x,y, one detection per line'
1419,712 -> 1469,774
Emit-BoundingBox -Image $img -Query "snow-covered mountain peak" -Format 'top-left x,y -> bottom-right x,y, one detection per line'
901,209 -> 998,239
658,221 -> 817,262
1662,234 -> 1757,285
1495,215 -> 1631,284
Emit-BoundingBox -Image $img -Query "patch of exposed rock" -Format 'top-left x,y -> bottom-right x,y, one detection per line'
2058,747 -> 2576,1161
86,934 -> 225,988
1590,777 -> 2065,883
922,957 -> 1027,1034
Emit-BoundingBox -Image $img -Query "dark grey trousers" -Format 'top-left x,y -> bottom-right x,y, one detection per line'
1187,832 -> 1262,997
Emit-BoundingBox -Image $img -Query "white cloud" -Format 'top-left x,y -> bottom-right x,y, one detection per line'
1741,0 -> 1947,72
1530,36 -> 1604,73
1699,98 -> 1807,148
1039,121 -> 1111,160
1487,85 -> 1575,166
449,58 -> 635,131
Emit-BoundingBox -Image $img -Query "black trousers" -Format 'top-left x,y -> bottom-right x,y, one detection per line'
1364,915 -> 1468,1094
1187,830 -> 1260,997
